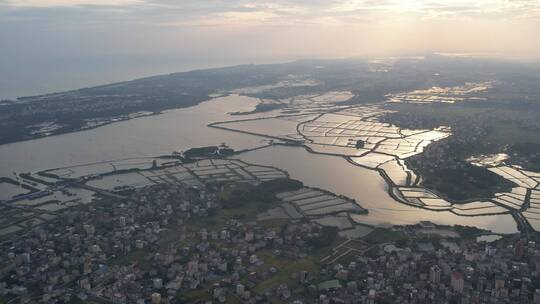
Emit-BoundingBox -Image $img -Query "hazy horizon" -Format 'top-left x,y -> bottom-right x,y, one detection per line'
1,0 -> 540,99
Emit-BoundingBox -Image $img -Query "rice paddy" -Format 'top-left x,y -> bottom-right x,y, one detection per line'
209,92 -> 540,232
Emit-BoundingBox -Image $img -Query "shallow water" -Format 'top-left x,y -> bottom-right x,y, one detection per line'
0,94 -> 520,233
0,95 -> 264,175
237,145 -> 519,233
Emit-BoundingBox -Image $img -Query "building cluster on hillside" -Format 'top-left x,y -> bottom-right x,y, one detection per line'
2,181 -> 540,303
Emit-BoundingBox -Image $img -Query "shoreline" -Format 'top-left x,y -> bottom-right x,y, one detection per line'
208,112 -> 535,233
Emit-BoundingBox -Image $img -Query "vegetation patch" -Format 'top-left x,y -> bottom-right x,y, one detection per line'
108,249 -> 152,270
385,102 -> 540,200
217,178 -> 304,208
306,226 -> 339,247
508,142 -> 540,171
183,146 -> 235,159
363,228 -> 408,244
453,225 -> 487,238
407,156 -> 516,201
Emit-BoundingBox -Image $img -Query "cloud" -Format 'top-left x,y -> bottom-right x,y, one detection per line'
0,0 -> 538,64
1,0 -> 142,7
2,0 -> 539,27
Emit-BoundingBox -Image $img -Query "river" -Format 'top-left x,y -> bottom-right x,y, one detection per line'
0,95 -> 519,233
0,95 -> 264,174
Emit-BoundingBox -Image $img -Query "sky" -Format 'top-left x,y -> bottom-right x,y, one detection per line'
1,0 -> 540,98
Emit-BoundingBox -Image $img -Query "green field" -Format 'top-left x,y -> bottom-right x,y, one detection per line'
363,228 -> 408,243
108,249 -> 153,271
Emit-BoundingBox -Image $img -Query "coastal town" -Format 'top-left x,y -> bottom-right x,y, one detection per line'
2,165 -> 540,303
1,0 -> 540,300
0,79 -> 539,303
0,140 -> 537,304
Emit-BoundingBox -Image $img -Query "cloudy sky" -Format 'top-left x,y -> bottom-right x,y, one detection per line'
1,0 -> 539,98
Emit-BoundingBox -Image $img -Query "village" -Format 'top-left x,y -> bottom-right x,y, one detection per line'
1,154 -> 540,303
